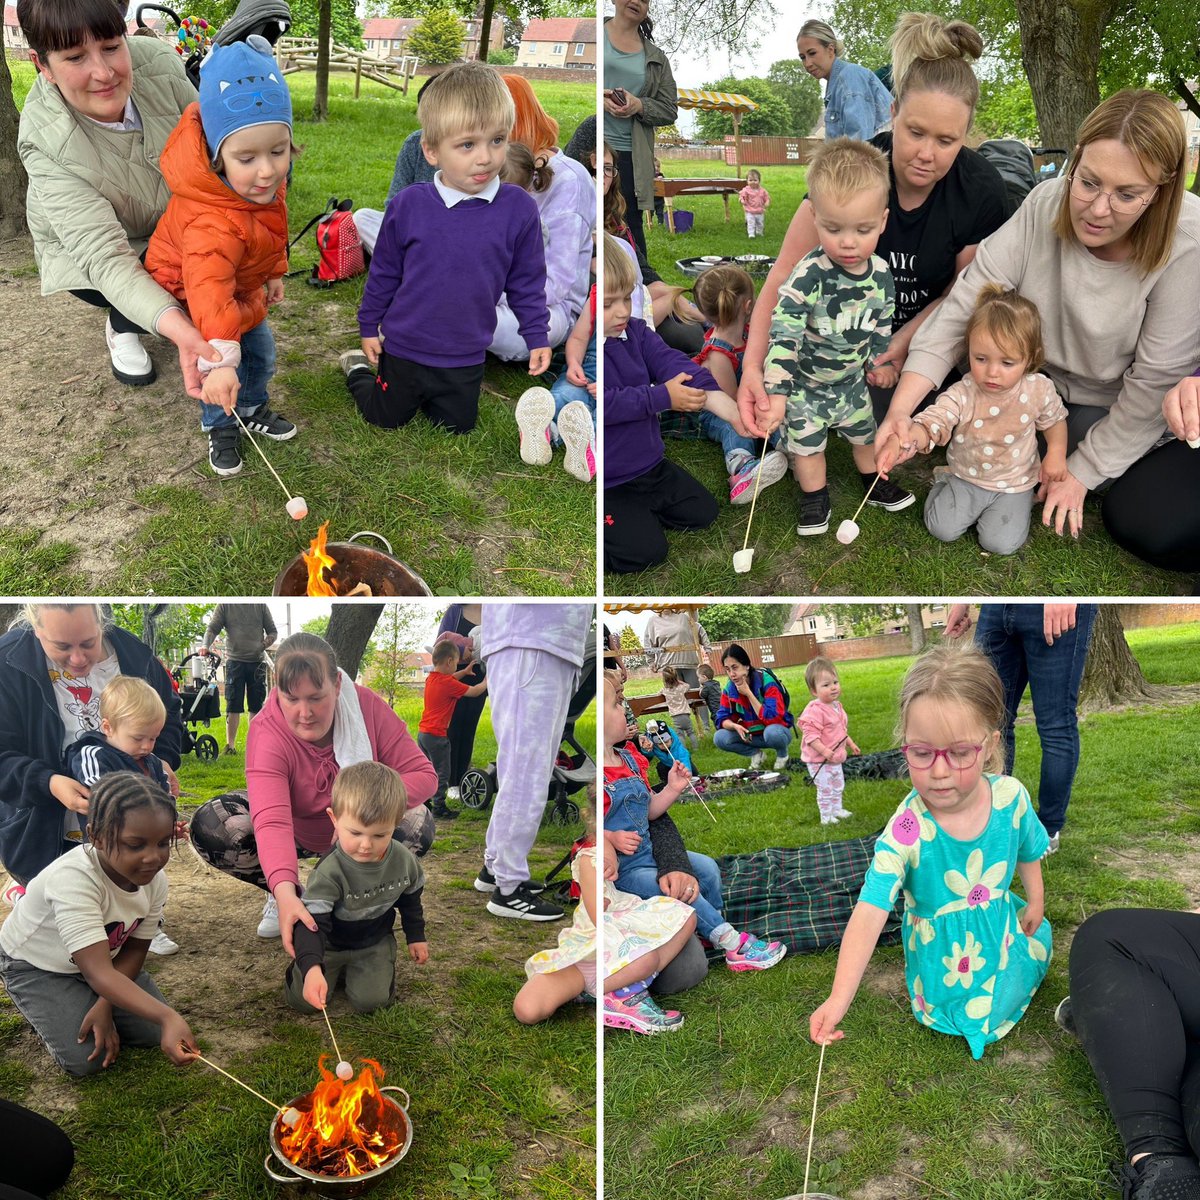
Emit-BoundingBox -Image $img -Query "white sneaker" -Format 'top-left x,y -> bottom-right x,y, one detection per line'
557,400 -> 596,482
257,895 -> 280,938
774,756 -> 789,770
1042,832 -> 1060,858
820,815 -> 837,825
149,930 -> 179,955
750,752 -> 765,769
515,387 -> 554,466
446,786 -> 460,801
833,808 -> 853,819
106,316 -> 155,386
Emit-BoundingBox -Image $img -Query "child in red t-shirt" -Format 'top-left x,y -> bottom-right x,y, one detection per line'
419,640 -> 488,818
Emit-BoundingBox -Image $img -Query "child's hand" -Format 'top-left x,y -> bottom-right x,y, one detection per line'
302,966 -> 329,1011
866,362 -> 898,390
202,366 -> 240,415
602,838 -> 619,880
587,381 -> 597,397
666,372 -> 706,412
161,1014 -> 199,1065
1020,900 -> 1044,937
666,761 -> 692,793
609,829 -> 642,855
847,740 -> 861,757
528,347 -> 552,376
266,278 -> 285,307
79,998 -> 119,1068
408,941 -> 429,965
361,336 -> 382,366
809,997 -> 850,1045
637,734 -> 653,753
567,360 -> 588,386
1039,453 -> 1068,485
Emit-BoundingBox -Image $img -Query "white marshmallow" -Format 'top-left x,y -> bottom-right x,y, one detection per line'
286,496 -> 308,520
1188,437 -> 1200,450
836,519 -> 860,544
732,548 -> 754,573
281,1107 -> 301,1127
335,1061 -> 353,1080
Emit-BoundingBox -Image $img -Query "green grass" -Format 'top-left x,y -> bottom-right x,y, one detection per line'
605,623 -> 1200,1200
0,688 -> 596,1200
6,63 -> 596,597
605,158 -> 1188,597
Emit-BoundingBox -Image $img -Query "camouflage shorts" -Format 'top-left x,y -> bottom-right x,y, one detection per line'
783,376 -> 876,455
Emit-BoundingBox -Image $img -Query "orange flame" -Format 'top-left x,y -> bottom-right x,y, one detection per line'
303,521 -> 338,597
278,1058 -> 404,1177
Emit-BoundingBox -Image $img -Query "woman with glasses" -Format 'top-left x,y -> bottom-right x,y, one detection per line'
809,642 -> 1051,1061
15,0 -> 216,394
873,89 -> 1200,569
603,0 -> 677,259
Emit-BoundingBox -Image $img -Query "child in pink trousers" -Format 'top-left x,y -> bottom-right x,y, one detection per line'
739,170 -> 770,238
798,657 -> 860,824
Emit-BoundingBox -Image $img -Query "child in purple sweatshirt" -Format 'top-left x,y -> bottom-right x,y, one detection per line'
602,234 -> 721,575
340,62 -> 551,434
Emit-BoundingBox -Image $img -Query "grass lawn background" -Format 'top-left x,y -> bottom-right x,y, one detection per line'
604,158 -> 1190,599
607,621 -> 1200,1200
4,63 -> 596,597
0,681 -> 597,1200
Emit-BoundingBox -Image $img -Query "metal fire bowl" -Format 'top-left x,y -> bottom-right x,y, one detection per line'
272,531 -> 432,597
264,1086 -> 412,1197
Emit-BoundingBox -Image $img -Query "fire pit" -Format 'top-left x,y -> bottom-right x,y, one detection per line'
273,528 -> 432,597
263,1064 -> 412,1197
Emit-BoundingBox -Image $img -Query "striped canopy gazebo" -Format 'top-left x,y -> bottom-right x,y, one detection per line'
676,88 -> 760,176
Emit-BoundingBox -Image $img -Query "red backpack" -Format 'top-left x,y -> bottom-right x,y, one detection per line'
289,198 -> 366,288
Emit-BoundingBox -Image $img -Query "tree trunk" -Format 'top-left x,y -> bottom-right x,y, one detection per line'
140,604 -> 168,653
1077,607 -> 1161,714
906,605 -> 927,654
1176,81 -> 1200,197
313,0 -> 331,122
1014,0 -> 1117,147
0,605 -> 21,634
0,51 -> 29,240
476,0 -> 495,62
325,604 -> 382,679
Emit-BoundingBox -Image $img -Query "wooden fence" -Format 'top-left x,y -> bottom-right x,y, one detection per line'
276,36 -> 417,95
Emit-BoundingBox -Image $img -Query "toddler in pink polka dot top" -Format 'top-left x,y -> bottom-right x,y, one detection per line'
884,285 -> 1068,555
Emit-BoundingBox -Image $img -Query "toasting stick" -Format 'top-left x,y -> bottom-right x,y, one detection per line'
230,410 -> 308,520
646,722 -> 717,822
190,1048 -> 301,1126
321,1006 -> 353,1080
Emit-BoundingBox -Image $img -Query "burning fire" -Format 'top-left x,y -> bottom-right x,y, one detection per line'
302,523 -> 375,597
278,1058 -> 405,1177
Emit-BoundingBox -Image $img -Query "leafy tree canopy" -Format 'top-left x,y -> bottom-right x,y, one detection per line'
695,74 -> 794,138
765,58 -> 824,137
699,604 -> 792,641
408,6 -> 470,62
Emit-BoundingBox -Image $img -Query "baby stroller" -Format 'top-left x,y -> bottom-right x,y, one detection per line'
458,643 -> 596,827
134,0 -> 291,89
171,652 -> 222,761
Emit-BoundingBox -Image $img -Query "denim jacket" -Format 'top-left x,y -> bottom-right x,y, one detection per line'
824,56 -> 892,142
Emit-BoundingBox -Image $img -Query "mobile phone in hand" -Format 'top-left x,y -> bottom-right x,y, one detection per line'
610,88 -> 627,106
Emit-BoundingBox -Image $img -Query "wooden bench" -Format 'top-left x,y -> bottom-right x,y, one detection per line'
628,689 -> 707,719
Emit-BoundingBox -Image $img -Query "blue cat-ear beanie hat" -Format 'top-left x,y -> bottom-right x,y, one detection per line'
199,34 -> 292,160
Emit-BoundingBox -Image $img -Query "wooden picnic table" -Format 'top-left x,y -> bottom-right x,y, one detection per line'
628,688 -> 705,718
654,177 -> 746,234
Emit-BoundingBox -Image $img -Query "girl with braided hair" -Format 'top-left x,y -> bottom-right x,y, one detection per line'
0,773 -> 199,1076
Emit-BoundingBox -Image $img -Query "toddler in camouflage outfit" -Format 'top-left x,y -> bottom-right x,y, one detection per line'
762,139 -> 915,536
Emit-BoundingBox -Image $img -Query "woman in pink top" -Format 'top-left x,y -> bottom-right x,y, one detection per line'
190,633 -> 437,952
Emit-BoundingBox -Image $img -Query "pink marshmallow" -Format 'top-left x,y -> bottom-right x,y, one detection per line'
286,496 -> 308,520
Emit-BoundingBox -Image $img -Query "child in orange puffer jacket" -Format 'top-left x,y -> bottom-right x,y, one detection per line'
146,35 -> 299,479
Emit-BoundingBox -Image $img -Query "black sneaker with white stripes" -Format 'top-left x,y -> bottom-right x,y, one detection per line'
242,408 -> 297,440
486,881 -> 564,921
474,866 -> 544,895
862,473 -> 915,511
208,426 -> 243,477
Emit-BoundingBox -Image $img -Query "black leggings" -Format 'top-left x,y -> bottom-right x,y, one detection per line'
69,289 -> 147,336
0,1099 -> 74,1198
1069,908 -> 1200,1160
1103,439 -> 1200,573
616,149 -> 647,258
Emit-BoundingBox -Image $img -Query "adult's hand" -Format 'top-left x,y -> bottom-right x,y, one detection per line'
733,676 -> 754,699
866,329 -> 913,387
1038,471 -> 1086,539
658,870 -> 700,902
735,369 -> 776,439
1163,376 -> 1200,445
944,605 -> 972,639
50,774 -> 90,813
274,886 -> 318,959
1042,604 -> 1077,645
728,722 -> 751,743
874,371 -> 937,461
158,309 -> 218,401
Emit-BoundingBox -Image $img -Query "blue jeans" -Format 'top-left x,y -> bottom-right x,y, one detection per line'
198,320 -> 275,431
548,337 -> 596,447
618,851 -> 726,940
975,603 -> 1097,836
699,410 -> 782,470
714,724 -> 793,758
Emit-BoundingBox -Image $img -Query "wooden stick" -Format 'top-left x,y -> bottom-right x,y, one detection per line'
650,730 -> 717,822
802,1039 -> 828,1198
739,444 -> 769,554
192,1050 -> 289,1115
321,1006 -> 344,1065
231,410 -> 295,501
847,471 -> 881,527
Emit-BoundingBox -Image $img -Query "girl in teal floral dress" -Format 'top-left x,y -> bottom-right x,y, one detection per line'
810,643 -> 1051,1060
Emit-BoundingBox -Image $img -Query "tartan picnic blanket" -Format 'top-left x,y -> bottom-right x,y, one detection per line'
716,832 -> 904,952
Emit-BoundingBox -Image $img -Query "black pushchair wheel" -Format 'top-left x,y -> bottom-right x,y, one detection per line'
194,734 -> 219,761
545,800 -> 581,827
459,767 -> 494,811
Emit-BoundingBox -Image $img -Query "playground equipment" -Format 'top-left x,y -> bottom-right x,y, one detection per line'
275,37 -> 419,96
